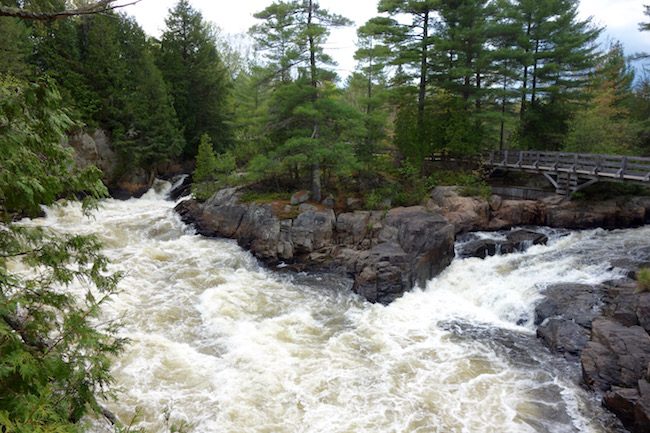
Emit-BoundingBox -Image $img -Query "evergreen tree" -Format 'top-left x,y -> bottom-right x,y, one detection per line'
249,0 -> 357,200
352,19 -> 391,166
0,75 -> 127,433
157,0 -> 232,157
514,0 -> 601,150
0,14 -> 32,77
564,43 -> 639,154
373,0 -> 438,155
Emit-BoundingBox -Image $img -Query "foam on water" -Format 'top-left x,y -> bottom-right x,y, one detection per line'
24,184 -> 640,433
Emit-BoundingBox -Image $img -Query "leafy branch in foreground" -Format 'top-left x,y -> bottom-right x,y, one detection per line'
0,74 -> 134,432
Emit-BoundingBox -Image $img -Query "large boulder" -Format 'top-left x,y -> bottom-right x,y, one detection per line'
354,207 -> 455,304
429,187 -> 489,233
66,129 -> 117,182
535,283 -> 603,329
535,283 -> 604,356
291,209 -> 336,255
581,318 -> 650,392
459,229 -> 548,259
544,198 -> 646,229
489,199 -> 543,230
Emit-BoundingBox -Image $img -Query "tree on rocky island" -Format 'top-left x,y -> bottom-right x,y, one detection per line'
249,0 -> 359,201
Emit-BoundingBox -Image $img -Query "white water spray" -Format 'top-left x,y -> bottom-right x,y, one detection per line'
25,182 -> 640,433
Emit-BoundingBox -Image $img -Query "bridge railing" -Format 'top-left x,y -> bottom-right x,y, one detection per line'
489,150 -> 650,182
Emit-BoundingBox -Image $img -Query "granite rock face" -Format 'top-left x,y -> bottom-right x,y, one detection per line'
431,187 -> 650,232
175,191 -> 455,304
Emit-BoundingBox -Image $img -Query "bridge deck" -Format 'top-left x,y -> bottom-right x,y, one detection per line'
489,151 -> 650,183
487,151 -> 650,195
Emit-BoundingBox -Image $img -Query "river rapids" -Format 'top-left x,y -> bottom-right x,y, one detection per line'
24,180 -> 650,433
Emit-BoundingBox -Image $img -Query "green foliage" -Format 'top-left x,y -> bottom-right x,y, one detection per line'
0,76 -> 127,433
0,226 -> 125,433
426,170 -> 492,199
637,268 -> 650,293
192,134 -> 236,201
239,191 -> 288,204
0,15 -> 32,77
157,0 -> 232,157
563,43 -> 640,155
0,75 -> 107,218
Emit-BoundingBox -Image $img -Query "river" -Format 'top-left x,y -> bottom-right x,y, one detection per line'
26,180 -> 648,433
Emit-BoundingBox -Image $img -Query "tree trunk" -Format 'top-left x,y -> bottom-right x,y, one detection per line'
307,0 -> 321,202
520,18 -> 532,117
417,10 -> 429,150
531,38 -> 539,105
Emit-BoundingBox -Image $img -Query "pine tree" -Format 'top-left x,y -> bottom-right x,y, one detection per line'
249,0 -> 357,200
514,0 -> 601,150
374,0 -> 438,155
157,0 -> 232,157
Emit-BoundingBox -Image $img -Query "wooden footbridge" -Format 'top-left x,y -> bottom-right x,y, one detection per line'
487,151 -> 650,195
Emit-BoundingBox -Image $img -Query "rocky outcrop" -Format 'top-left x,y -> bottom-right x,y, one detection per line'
175,189 -> 455,304
531,272 -> 650,431
65,128 -> 155,199
66,129 -> 117,181
534,283 -> 605,357
431,187 -> 650,233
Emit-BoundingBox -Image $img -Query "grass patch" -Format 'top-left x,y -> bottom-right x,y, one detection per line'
427,170 -> 492,199
240,190 -> 288,204
637,268 -> 650,293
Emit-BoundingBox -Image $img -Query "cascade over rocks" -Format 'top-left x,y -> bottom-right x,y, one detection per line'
175,188 -> 455,304
459,229 -> 548,259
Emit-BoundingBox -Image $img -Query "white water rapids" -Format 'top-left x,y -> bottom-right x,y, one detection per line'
24,181 -> 650,433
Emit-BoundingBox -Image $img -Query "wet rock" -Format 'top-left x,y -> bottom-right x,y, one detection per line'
354,207 -> 455,304
354,242 -> 410,304
168,175 -> 192,200
637,294 -> 650,334
505,229 -> 548,249
604,282 -> 641,327
544,199 -> 646,230
537,318 -> 590,356
604,387 -> 640,427
237,204 -> 281,261
535,283 -> 603,329
291,190 -> 310,206
459,239 -> 502,259
460,230 -> 548,259
582,318 -> 650,392
336,212 -> 370,246
176,190 -> 455,305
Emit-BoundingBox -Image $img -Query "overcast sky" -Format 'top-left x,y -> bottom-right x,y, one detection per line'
122,0 -> 650,77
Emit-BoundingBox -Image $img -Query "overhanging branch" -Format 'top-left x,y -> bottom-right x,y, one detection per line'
0,0 -> 142,21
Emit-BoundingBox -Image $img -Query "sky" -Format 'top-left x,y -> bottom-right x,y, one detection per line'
122,0 -> 650,78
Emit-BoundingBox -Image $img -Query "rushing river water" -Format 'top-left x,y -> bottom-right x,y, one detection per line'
25,181 -> 650,433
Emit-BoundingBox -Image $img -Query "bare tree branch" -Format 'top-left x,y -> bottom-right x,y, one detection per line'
0,0 -> 142,21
